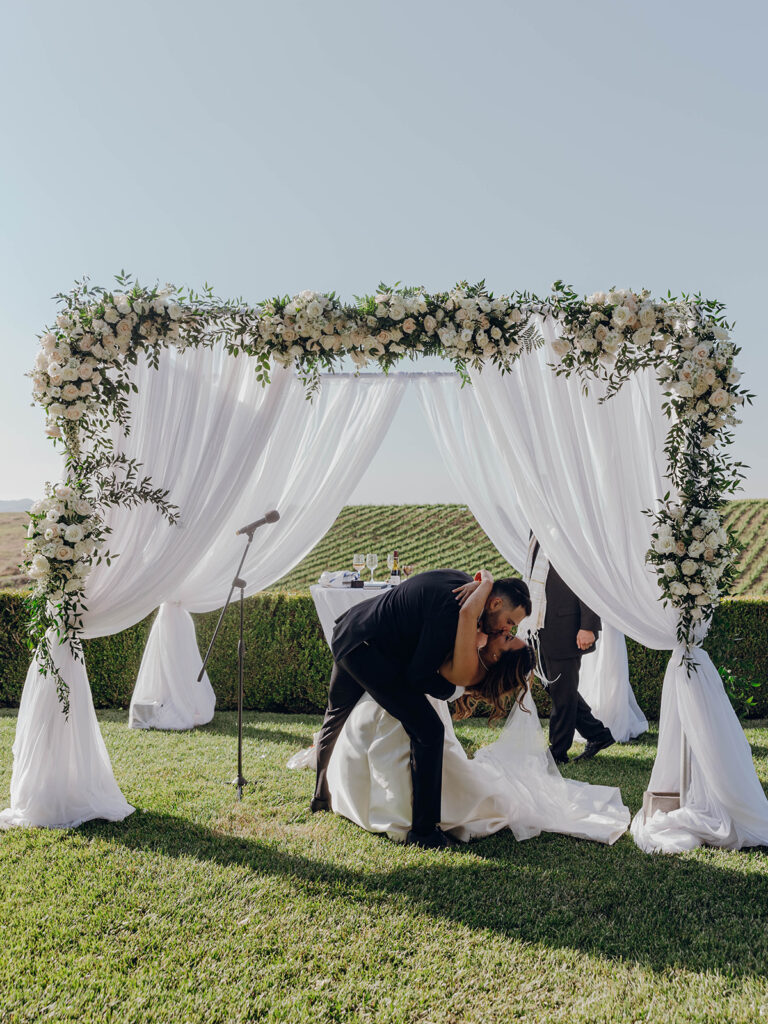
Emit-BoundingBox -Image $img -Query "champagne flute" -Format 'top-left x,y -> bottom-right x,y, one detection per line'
386,553 -> 395,573
365,552 -> 378,583
353,553 -> 365,578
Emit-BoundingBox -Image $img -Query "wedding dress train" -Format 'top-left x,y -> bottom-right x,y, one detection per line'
289,690 -> 630,845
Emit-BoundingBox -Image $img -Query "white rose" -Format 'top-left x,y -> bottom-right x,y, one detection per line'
611,306 -> 632,329
663,561 -> 677,577
712,326 -> 730,341
152,297 -> 167,315
423,315 -> 437,334
688,540 -> 705,558
632,327 -> 653,347
692,343 -> 710,362
402,318 -> 417,335
669,581 -> 688,597
577,336 -> 597,353
687,582 -> 704,595
56,313 -> 73,330
551,339 -> 571,358
639,306 -> 656,328
31,553 -> 50,574
61,383 -> 79,401
389,303 -> 405,321
64,524 -> 84,543
64,406 -> 82,421
64,578 -> 83,594
587,292 -> 607,305
594,324 -> 609,343
681,559 -> 698,576
709,389 -> 729,408
726,370 -> 742,384
508,308 -> 523,324
104,307 -> 119,324
672,381 -> 694,398
460,329 -> 474,344
167,302 -> 183,321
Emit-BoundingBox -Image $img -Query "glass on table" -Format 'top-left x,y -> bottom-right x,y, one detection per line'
353,553 -> 366,576
365,552 -> 378,582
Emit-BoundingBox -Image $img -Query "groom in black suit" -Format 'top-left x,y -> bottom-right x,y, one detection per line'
312,569 -> 531,848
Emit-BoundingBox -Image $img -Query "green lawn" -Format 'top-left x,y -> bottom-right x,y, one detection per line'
1,711 -> 768,1023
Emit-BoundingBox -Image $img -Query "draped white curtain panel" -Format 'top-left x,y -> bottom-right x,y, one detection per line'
466,318 -> 768,852
1,349 -> 407,828
416,374 -> 647,745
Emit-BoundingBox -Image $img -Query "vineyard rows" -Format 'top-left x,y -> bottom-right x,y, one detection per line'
270,502 -> 768,597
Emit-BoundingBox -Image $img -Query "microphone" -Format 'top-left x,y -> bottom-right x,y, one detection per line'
235,509 -> 280,536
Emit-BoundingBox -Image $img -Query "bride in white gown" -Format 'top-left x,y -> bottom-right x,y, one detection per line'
290,571 -> 630,845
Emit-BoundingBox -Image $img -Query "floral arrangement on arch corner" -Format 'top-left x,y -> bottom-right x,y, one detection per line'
22,274 -> 751,710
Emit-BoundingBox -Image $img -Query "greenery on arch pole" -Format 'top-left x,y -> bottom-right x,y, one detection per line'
23,273 -> 751,710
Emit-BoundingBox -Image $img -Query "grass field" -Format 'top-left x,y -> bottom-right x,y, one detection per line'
2,709 -> 768,1023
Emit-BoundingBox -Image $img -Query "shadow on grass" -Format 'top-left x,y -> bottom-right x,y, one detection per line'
90,807 -> 768,980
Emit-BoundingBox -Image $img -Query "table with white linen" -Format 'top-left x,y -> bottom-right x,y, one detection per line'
310,583 -> 393,648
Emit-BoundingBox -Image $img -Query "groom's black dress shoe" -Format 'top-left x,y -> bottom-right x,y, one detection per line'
310,797 -> 331,813
574,736 -> 615,762
406,828 -> 455,849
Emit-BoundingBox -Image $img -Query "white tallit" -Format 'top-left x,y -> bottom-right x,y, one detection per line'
517,535 -> 557,687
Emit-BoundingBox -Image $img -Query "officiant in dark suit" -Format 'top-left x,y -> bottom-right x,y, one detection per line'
311,569 -> 531,848
526,538 -> 614,765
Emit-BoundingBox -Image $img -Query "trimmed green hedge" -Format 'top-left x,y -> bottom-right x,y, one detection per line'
1,591 -> 766,718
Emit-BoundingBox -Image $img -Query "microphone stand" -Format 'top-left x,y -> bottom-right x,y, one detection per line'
198,527 -> 258,801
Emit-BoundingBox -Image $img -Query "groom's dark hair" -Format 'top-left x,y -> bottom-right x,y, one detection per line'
491,577 -> 532,617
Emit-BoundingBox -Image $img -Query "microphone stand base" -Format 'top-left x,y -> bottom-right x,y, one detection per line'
231,775 -> 248,801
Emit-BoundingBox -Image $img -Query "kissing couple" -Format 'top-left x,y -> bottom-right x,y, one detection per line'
303,568 -> 629,848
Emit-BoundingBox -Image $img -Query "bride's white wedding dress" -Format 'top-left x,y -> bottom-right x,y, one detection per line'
290,689 -> 630,845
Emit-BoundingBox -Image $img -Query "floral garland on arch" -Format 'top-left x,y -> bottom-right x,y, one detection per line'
23,274 -> 751,710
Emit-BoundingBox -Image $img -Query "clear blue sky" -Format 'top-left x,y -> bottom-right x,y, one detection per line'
1,0 -> 765,502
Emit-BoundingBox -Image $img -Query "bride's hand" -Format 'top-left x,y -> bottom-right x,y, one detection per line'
453,580 -> 481,606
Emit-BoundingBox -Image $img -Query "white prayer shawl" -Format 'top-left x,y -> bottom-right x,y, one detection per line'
518,535 -> 557,686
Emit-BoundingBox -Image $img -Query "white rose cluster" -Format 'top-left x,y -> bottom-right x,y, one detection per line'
23,481 -> 99,604
260,286 -> 532,371
30,286 -> 186,433
665,326 -> 744,435
557,289 -> 665,369
647,503 -> 733,635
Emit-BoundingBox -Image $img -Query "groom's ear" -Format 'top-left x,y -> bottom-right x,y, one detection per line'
486,595 -> 502,611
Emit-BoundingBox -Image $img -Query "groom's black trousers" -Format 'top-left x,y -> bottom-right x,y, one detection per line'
313,641 -> 445,835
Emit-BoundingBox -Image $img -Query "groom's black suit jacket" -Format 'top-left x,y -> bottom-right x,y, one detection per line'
331,569 -> 472,701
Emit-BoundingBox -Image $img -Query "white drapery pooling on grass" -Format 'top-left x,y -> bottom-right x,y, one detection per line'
1,350 -> 407,828
416,372 -> 647,744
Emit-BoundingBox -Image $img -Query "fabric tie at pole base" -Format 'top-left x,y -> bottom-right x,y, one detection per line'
129,603 -> 215,731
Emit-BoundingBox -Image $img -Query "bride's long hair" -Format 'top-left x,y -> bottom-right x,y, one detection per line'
452,643 -> 536,723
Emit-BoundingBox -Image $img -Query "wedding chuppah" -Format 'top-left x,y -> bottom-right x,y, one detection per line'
4,275 -> 766,855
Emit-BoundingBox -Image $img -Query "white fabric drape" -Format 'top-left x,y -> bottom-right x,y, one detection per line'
416,374 -> 647,743
467,317 -> 768,852
2,353 -> 406,826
